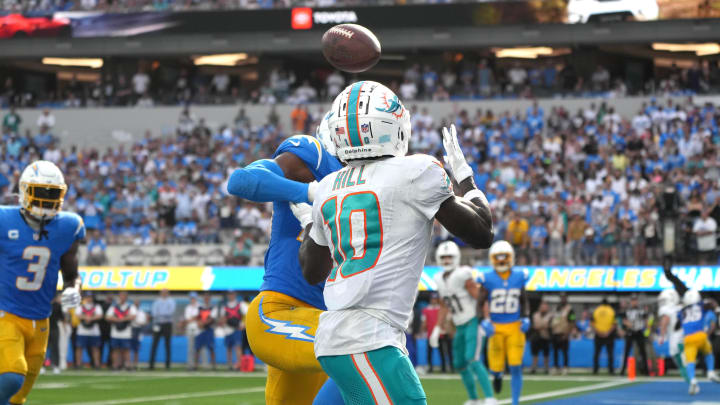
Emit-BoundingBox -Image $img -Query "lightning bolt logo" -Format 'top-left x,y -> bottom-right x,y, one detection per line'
258,297 -> 315,342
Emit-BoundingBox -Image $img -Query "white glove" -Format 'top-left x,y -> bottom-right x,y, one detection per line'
307,181 -> 319,203
290,202 -> 313,228
61,287 -> 81,310
441,124 -> 473,183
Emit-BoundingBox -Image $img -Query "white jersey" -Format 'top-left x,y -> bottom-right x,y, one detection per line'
659,304 -> 683,356
309,154 -> 454,357
106,303 -> 137,339
434,266 -> 477,326
75,304 -> 103,337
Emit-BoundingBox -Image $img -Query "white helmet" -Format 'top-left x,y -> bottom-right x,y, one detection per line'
328,80 -> 411,162
19,160 -> 67,219
315,110 -> 336,156
658,289 -> 679,308
683,289 -> 701,307
489,240 -> 515,273
435,241 -> 460,272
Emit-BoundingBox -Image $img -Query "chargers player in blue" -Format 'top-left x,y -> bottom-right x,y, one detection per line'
478,240 -> 530,405
662,256 -> 720,395
226,116 -> 344,405
0,161 -> 84,405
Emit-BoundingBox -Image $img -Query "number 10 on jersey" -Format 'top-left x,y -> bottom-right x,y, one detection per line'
321,191 -> 383,281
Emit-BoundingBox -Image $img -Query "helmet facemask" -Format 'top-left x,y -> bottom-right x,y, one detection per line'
20,182 -> 66,220
490,252 -> 512,273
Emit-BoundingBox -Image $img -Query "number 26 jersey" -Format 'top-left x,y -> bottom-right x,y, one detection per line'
478,269 -> 528,324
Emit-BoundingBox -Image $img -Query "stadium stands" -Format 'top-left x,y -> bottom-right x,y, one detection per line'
3,58 -> 718,109
1,93 -> 718,266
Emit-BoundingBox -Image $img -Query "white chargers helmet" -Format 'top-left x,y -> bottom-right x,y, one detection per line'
315,110 -> 336,156
328,80 -> 411,162
19,160 -> 67,219
658,289 -> 679,308
683,289 -> 701,307
435,241 -> 461,272
489,240 -> 515,273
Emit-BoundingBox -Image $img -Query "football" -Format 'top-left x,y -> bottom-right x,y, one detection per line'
321,23 -> 381,73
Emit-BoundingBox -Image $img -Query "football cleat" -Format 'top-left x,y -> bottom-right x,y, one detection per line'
689,379 -> 700,395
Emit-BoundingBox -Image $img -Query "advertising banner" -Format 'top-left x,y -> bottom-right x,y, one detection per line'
3,1 -> 718,40
61,265 -> 720,292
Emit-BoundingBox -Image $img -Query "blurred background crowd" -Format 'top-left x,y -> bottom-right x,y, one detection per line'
1,92 -> 719,267
2,59 -> 719,109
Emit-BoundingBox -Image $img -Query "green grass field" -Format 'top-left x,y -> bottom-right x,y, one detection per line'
25,371 -> 634,405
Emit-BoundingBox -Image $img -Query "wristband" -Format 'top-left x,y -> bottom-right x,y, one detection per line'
464,188 -> 489,207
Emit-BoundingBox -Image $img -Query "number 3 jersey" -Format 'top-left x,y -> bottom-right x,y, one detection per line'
434,266 -> 477,326
0,206 -> 85,320
308,154 -> 454,357
478,269 -> 528,324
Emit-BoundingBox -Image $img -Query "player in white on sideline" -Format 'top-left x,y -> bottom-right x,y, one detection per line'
291,80 -> 494,405
433,241 -> 495,405
657,289 -> 689,383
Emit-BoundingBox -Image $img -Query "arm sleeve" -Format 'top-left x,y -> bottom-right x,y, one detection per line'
412,159 -> 454,220
226,159 -> 310,203
308,202 -> 329,247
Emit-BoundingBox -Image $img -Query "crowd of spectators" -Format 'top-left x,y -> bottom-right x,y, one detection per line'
1,93 -> 719,266
424,97 -> 720,266
4,57 -> 720,109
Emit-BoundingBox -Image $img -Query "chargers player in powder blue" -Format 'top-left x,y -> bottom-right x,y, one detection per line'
226,115 -> 344,405
0,160 -> 84,405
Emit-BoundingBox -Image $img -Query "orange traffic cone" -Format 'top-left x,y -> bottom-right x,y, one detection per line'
628,356 -> 636,381
658,358 -> 665,377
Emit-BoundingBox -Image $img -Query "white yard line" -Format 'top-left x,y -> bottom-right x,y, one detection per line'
497,380 -> 631,404
420,374 -> 686,383
55,370 -> 267,378
64,386 -> 265,405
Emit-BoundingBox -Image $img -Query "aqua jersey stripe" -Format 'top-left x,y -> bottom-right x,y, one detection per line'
345,81 -> 364,147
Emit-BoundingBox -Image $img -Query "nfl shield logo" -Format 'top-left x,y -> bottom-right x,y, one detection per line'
361,123 -> 369,133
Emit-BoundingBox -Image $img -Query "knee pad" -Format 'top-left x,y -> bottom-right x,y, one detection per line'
0,373 -> 25,401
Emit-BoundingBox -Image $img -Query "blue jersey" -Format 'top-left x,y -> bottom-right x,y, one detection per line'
478,268 -> 528,324
263,135 -> 342,309
0,206 -> 85,320
680,303 -> 706,336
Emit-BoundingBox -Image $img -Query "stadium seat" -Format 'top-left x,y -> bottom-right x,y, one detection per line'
122,248 -> 146,266
203,248 -> 226,266
178,248 -> 200,266
150,248 -> 172,266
